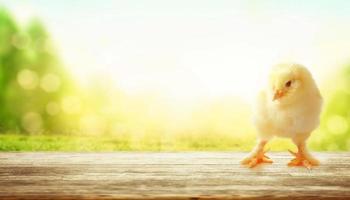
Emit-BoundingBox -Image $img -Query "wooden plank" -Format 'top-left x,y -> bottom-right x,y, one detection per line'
0,152 -> 349,200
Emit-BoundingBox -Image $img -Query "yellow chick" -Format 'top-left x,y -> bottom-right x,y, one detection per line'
241,63 -> 323,168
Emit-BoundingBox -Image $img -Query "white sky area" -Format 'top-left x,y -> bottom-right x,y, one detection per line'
2,0 -> 350,102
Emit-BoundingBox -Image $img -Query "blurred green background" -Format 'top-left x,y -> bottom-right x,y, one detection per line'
0,1 -> 349,151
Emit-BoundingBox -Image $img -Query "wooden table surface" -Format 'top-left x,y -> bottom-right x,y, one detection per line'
0,152 -> 349,200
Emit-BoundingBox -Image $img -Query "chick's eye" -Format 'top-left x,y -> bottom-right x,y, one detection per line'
285,80 -> 292,87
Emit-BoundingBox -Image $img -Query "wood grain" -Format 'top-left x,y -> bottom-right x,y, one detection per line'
0,152 -> 349,200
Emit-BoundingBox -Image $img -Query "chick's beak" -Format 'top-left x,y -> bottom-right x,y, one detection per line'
273,90 -> 284,101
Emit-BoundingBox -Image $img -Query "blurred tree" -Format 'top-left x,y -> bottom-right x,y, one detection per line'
0,8 -> 74,134
318,65 -> 350,150
0,8 -> 21,131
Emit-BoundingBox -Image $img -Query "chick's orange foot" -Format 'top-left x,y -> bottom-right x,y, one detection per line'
241,150 -> 273,168
287,149 -> 319,169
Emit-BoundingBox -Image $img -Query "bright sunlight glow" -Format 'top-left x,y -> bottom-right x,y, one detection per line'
4,0 -> 350,103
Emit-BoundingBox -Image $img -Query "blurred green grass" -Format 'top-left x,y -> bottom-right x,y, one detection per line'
0,133 -> 301,151
0,129 -> 343,151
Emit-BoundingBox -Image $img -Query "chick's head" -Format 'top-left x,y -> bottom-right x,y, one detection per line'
268,63 -> 314,105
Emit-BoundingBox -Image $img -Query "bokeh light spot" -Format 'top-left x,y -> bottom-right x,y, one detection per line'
40,73 -> 61,92
17,69 -> 39,90
21,112 -> 43,134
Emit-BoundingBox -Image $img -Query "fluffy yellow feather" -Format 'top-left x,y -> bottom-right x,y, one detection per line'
242,63 -> 323,168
